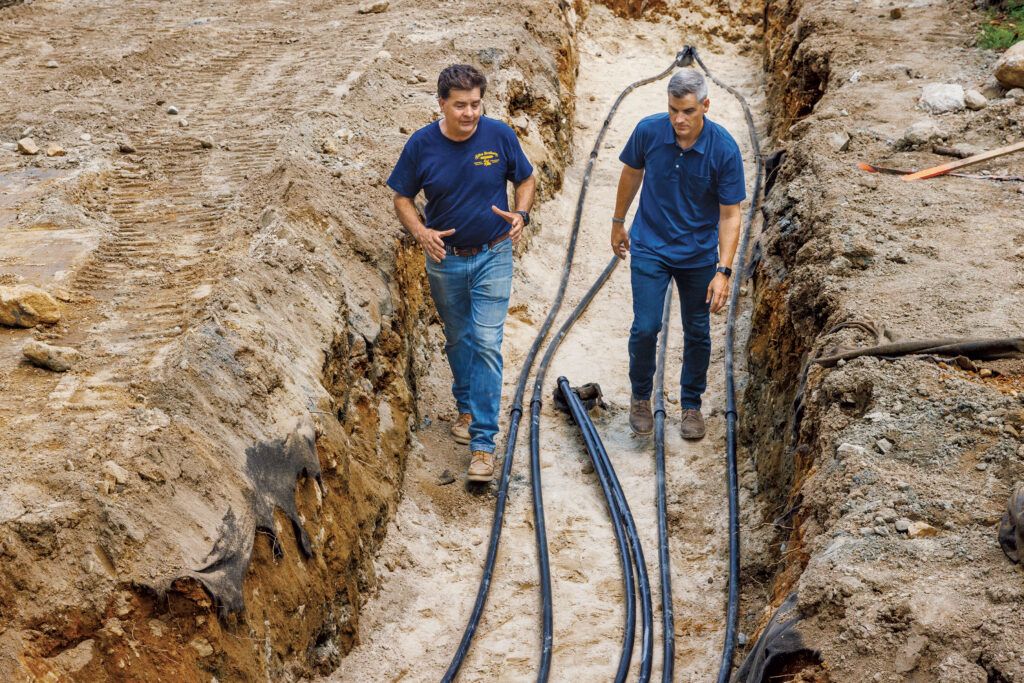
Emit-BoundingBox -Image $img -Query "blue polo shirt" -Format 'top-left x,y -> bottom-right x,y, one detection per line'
387,116 -> 534,248
619,113 -> 745,268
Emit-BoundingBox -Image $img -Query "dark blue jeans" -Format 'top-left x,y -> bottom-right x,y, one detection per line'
628,255 -> 715,409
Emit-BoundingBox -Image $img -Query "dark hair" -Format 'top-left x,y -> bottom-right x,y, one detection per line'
437,64 -> 487,100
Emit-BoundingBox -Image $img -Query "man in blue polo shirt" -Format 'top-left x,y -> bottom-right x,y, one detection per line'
611,68 -> 745,440
388,64 -> 536,482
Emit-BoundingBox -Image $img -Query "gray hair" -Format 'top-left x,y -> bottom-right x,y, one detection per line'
667,69 -> 708,101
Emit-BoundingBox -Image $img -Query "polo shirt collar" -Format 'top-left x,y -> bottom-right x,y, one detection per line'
662,115 -> 711,154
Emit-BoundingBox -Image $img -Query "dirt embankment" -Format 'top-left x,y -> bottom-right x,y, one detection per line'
0,1 -> 583,680
741,0 -> 1024,680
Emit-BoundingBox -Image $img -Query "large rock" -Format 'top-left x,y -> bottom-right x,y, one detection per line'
919,83 -> 965,113
994,41 -> 1024,89
358,0 -> 388,13
0,285 -> 62,327
22,340 -> 80,372
16,137 -> 39,155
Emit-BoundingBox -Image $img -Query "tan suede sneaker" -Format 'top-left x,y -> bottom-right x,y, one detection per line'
629,396 -> 654,436
468,450 -> 495,482
680,408 -> 706,440
450,413 -> 472,445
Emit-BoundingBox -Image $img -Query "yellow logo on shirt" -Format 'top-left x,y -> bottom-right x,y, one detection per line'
474,151 -> 499,167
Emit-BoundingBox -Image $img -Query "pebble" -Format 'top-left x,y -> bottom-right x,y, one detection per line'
919,83 -> 965,113
907,521 -> 938,538
828,131 -> 851,152
80,133 -> 92,142
44,143 -> 65,157
166,105 -> 179,115
358,0 -> 389,13
581,460 -> 595,475
979,368 -> 993,378
102,460 -> 130,486
189,637 -> 214,658
200,138 -> 214,149
964,89 -> 988,110
118,142 -> 136,153
227,302 -> 241,313
178,118 -> 189,128
895,518 -> 911,532
876,438 -> 894,454
0,285 -> 62,327
45,60 -> 59,68
22,340 -> 80,372
437,469 -> 456,486
976,462 -> 989,471
322,138 -> 338,155
16,137 -> 39,155
334,128 -> 354,143
837,443 -> 866,458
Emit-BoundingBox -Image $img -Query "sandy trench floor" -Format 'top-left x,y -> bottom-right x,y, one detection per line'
326,9 -> 765,683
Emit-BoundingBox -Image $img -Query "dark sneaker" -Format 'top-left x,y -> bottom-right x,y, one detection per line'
680,408 -> 706,440
629,396 -> 654,436
468,450 -> 495,482
450,413 -> 472,445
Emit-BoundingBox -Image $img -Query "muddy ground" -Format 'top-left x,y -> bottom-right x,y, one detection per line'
1,0 -> 1023,681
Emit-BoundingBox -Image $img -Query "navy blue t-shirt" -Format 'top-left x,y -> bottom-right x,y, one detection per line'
619,114 -> 746,268
387,116 -> 534,248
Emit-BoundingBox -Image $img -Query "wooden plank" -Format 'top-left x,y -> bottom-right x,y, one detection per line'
901,140 -> 1024,181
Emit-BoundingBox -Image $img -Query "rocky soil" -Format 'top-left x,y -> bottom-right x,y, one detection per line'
740,0 -> 1024,680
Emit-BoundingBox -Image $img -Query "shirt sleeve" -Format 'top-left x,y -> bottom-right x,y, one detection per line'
618,122 -> 646,169
716,145 -> 746,205
504,130 -> 534,183
386,138 -> 421,198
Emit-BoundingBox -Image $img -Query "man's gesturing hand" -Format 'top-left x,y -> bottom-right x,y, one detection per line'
416,227 -> 454,263
706,272 -> 730,314
491,205 -> 525,245
611,222 -> 630,260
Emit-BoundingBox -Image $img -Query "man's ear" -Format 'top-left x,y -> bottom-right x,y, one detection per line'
703,98 -> 711,113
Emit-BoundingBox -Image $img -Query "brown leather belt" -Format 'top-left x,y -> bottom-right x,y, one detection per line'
443,231 -> 510,257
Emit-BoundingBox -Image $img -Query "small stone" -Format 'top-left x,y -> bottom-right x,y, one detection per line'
22,340 -> 80,372
189,637 -> 214,658
976,462 -> 989,471
16,137 -> 39,155
994,41 -> 1024,89
907,521 -> 938,538
876,438 -> 893,454
437,469 -> 456,486
103,460 -> 131,486
0,285 -> 62,327
45,60 -> 59,68
828,131 -> 851,152
358,0 -> 389,13
80,133 -> 92,142
227,302 -> 241,313
895,519 -> 911,532
837,443 -> 866,458
200,139 -> 214,149
118,142 -> 136,154
166,105 -> 179,115
980,368 -> 993,378
964,89 -> 988,110
1007,88 -> 1024,100
581,460 -> 595,475
322,138 -> 338,155
44,143 -> 65,157
738,632 -> 748,646
919,83 -> 965,114
178,118 -> 189,128
889,6 -> 902,19
859,527 -> 875,537
980,77 -> 1006,100
899,120 -> 946,148
334,128 -> 354,143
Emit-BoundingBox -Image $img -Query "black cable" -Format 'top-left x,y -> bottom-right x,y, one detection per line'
687,47 -> 766,683
556,378 -> 636,683
524,52 -> 691,682
652,290 -> 675,682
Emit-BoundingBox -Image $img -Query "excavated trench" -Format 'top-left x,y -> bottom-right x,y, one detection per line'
11,0 -> 1012,681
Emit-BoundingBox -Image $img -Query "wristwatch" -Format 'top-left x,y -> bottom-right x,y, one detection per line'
516,210 -> 530,226
716,265 -> 732,278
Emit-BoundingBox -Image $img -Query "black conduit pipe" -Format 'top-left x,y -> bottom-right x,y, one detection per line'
652,290 -> 675,682
687,47 -> 766,683
557,377 -> 654,682
555,378 -> 637,683
441,48 -> 691,683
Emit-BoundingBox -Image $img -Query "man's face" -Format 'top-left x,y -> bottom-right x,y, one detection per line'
439,87 -> 483,135
668,93 -> 709,139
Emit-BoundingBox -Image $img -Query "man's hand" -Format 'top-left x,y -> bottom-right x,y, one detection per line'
416,227 -> 455,263
706,272 -> 730,314
491,205 -> 525,245
611,222 -> 630,259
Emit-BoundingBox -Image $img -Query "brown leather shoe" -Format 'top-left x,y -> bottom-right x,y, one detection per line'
450,413 -> 472,445
629,396 -> 654,436
680,408 -> 706,440
468,450 -> 495,482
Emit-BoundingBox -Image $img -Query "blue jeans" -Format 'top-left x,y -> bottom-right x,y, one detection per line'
425,238 -> 513,453
628,255 -> 715,410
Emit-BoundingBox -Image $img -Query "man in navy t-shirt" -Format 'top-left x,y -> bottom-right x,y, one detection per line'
388,64 -> 535,483
610,68 -> 746,441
